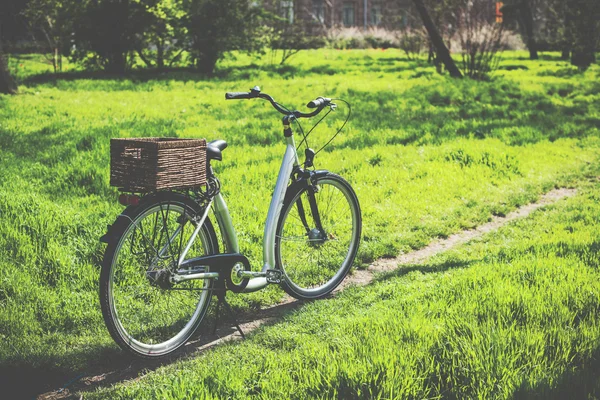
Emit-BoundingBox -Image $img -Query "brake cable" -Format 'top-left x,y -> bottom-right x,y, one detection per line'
314,99 -> 351,155
262,95 -> 351,160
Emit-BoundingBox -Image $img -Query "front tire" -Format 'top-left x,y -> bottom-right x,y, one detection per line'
275,173 -> 361,300
99,192 -> 219,358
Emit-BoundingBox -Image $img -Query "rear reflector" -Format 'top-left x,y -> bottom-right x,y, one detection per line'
119,194 -> 140,206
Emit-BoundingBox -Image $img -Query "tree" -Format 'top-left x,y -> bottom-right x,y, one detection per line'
0,1 -> 21,94
452,0 -> 506,79
23,0 -> 71,73
540,0 -> 598,68
187,0 -> 268,75
411,0 -> 462,78
0,33 -> 18,94
566,0 -> 599,70
69,0 -> 150,74
134,0 -> 188,69
502,1 -> 539,60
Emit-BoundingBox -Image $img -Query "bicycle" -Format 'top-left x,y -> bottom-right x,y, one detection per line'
99,86 -> 362,357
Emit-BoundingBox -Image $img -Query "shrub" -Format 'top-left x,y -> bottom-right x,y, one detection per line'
270,22 -> 327,65
326,27 -> 401,50
187,0 -> 268,74
69,0 -> 151,74
451,0 -> 508,79
397,29 -> 427,59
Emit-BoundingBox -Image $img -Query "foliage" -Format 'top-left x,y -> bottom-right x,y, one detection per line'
447,0 -> 507,78
68,0 -> 153,74
187,0 -> 269,74
133,0 -> 188,69
397,29 -> 427,60
0,41 -> 17,94
22,0 -> 68,73
0,50 -> 599,397
501,0 -> 540,59
504,0 -> 600,68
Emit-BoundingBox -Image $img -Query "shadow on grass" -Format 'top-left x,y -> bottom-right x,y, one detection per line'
19,58 -> 434,90
339,77 -> 599,148
373,259 -> 477,284
514,348 -> 600,399
20,64 -> 306,88
8,248 -> 600,398
5,259 -> 473,399
3,299 -> 306,400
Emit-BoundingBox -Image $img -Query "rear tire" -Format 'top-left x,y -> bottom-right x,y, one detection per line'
275,173 -> 361,300
99,192 -> 219,358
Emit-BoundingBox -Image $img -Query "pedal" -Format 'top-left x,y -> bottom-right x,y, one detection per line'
266,269 -> 283,284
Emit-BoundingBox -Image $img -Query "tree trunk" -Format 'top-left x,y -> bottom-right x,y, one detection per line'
197,51 -> 219,75
571,49 -> 595,70
105,51 -> 127,74
520,0 -> 538,60
156,39 -> 165,70
0,35 -> 17,95
568,0 -> 598,70
411,0 -> 462,78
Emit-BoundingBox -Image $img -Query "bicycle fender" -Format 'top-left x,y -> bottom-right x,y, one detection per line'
99,192 -> 203,244
309,169 -> 331,182
99,211 -> 136,244
99,195 -> 156,244
284,170 -> 330,202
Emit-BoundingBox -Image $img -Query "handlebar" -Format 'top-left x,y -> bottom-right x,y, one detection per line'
307,97 -> 331,109
225,86 -> 331,119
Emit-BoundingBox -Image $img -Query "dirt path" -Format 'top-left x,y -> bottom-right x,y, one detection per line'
37,188 -> 577,400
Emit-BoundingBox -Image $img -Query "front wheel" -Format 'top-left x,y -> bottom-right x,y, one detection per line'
275,173 -> 361,300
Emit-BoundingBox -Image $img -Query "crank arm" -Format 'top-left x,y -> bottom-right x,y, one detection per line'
238,269 -> 283,284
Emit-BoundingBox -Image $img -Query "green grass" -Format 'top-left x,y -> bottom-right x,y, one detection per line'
91,184 -> 600,399
1,49 -> 599,396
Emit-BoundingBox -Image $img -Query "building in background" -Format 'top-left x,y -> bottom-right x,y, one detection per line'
264,0 -> 414,32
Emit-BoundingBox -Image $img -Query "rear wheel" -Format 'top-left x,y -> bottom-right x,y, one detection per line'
275,173 -> 361,300
99,192 -> 219,358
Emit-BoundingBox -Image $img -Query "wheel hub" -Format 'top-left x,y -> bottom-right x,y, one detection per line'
308,228 -> 327,247
146,269 -> 173,290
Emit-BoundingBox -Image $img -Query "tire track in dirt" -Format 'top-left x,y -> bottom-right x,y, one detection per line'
38,187 -> 577,399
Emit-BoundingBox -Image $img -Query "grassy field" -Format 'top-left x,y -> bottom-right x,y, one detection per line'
91,184 -> 600,400
1,49 -> 599,397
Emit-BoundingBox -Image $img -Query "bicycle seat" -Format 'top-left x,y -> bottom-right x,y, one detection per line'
207,139 -> 227,161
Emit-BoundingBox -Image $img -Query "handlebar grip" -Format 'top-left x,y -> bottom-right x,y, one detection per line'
307,97 -> 331,108
225,92 -> 251,100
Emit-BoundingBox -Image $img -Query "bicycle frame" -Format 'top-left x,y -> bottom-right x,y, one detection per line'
173,90 -> 332,291
174,134 -> 300,292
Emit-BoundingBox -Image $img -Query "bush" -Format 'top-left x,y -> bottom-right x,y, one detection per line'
451,0 -> 508,79
397,29 -> 427,59
326,27 -> 400,50
271,22 -> 327,64
69,0 -> 151,74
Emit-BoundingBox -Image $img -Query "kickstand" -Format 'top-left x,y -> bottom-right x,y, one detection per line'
212,290 -> 246,339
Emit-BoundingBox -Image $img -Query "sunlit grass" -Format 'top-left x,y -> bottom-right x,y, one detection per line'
0,49 -> 599,381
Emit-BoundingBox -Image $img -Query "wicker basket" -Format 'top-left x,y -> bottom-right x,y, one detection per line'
110,138 -> 207,192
